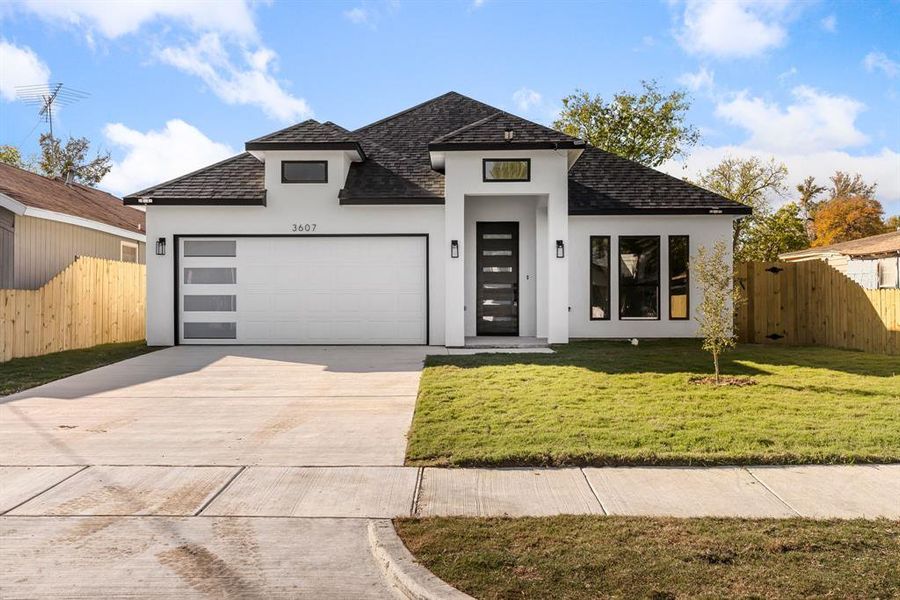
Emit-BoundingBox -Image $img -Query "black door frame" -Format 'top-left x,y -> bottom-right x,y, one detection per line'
475,221 -> 520,336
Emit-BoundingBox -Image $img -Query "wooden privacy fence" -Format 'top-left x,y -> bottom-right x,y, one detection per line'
735,260 -> 899,355
0,256 -> 145,361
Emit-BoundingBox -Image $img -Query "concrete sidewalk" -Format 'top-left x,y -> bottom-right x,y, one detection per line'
3,464 -> 897,520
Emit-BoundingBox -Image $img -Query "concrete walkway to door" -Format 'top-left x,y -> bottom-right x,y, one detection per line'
2,346 -> 897,598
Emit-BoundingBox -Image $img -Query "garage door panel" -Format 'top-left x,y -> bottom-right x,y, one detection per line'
179,236 -> 427,345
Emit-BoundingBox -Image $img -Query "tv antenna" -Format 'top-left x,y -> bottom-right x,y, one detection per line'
15,83 -> 90,139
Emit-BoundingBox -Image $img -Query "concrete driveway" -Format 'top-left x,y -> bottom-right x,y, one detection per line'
0,345 -> 428,599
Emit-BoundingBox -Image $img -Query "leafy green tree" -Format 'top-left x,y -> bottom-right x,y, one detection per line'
693,241 -> 741,384
0,145 -> 23,168
553,80 -> 700,167
38,133 -> 111,186
739,203 -> 809,261
694,155 -> 788,261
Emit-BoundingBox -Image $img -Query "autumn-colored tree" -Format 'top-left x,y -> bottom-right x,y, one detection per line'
812,196 -> 886,246
885,215 -> 900,231
553,80 -> 700,167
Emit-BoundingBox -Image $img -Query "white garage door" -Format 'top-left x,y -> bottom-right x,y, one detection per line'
178,236 -> 427,344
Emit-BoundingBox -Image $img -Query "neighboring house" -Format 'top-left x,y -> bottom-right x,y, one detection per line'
0,163 -> 146,289
126,92 -> 749,347
780,230 -> 900,290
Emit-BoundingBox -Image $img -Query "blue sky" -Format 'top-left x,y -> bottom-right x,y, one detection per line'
1,0 -> 898,213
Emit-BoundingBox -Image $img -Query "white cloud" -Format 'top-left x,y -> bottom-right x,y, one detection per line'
101,119 -> 234,196
157,33 -> 312,122
343,7 -> 370,25
471,0 -> 487,8
677,66 -> 715,93
863,51 -> 899,78
777,66 -> 797,81
715,86 -> 867,154
675,0 -> 791,59
512,87 -> 542,112
0,39 -> 51,102
820,14 -> 837,32
662,145 -> 900,211
17,0 -> 258,41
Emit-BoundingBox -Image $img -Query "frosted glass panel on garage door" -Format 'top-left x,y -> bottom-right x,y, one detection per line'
180,236 -> 427,344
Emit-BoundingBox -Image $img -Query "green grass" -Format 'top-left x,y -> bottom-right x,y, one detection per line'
407,340 -> 900,466
396,516 -> 900,600
0,341 -> 157,396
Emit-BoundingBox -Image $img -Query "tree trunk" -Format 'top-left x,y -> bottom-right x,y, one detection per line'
713,351 -> 720,385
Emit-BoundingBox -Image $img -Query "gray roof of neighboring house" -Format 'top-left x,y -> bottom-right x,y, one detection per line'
781,230 -> 900,260
124,91 -> 750,215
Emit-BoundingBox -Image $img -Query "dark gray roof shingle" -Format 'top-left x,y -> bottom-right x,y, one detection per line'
430,111 -> 583,149
124,91 -> 749,215
123,153 -> 265,205
568,146 -> 750,214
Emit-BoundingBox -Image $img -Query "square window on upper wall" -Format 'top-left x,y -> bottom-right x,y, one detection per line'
483,159 -> 530,182
282,161 -> 328,183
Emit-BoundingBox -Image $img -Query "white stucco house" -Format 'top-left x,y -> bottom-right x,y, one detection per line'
126,92 -> 749,347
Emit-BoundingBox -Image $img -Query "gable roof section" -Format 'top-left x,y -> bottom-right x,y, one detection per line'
568,146 -> 751,215
340,91 -> 497,203
780,230 -> 900,260
245,119 -> 365,157
123,153 -> 266,206
430,111 -> 583,150
0,162 -> 145,235
122,90 -> 750,215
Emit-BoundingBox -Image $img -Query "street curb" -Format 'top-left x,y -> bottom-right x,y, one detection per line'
367,519 -> 475,600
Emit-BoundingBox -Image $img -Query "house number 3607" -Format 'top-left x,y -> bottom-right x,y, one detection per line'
291,223 -> 317,232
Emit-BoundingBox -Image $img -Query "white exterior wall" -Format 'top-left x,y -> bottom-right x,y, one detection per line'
144,147 -> 738,346
568,215 -> 736,338
443,149 -> 569,345
845,257 -> 879,289
145,150 -> 445,346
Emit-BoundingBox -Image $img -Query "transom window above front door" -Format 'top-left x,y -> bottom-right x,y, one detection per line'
483,158 -> 530,182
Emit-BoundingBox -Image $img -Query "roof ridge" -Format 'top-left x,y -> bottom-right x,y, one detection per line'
246,119 -> 321,144
353,91 -> 501,133
124,152 -> 258,199
430,112 -> 502,143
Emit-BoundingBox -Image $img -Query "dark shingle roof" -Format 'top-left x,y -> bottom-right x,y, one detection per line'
245,119 -> 365,157
123,153 -> 265,206
124,91 -> 749,215
0,162 -> 145,233
430,111 -> 583,150
568,146 -> 750,214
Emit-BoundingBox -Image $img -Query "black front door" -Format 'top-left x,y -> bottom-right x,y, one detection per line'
476,222 -> 519,335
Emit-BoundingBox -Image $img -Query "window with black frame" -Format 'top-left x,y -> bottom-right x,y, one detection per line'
619,236 -> 660,319
590,236 -> 611,320
669,235 -> 689,319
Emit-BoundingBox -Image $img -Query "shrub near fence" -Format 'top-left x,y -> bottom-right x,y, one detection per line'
735,261 -> 899,355
0,256 -> 146,361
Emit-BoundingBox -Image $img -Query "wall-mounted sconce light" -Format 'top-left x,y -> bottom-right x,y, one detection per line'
556,240 -> 565,258
156,237 -> 166,256
450,239 -> 459,258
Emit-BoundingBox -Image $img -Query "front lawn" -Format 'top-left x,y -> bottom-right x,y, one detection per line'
396,516 -> 900,600
0,341 -> 157,396
407,341 -> 900,466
